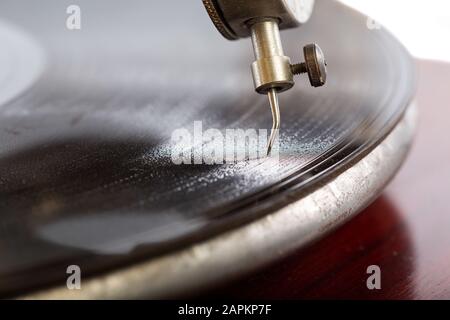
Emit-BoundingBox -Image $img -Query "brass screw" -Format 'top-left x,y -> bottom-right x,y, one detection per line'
291,43 -> 328,87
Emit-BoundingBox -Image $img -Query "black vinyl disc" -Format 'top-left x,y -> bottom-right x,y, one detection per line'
0,0 -> 415,297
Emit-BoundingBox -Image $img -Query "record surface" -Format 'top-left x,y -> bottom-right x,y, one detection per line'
0,0 -> 415,297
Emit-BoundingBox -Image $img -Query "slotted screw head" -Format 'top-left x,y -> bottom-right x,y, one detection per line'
303,43 -> 327,87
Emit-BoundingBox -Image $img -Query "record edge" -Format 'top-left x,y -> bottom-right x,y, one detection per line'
19,101 -> 418,299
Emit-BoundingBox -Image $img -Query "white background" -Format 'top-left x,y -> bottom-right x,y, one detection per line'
341,0 -> 450,62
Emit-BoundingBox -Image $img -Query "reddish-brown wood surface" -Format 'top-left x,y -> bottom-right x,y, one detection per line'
214,60 -> 450,299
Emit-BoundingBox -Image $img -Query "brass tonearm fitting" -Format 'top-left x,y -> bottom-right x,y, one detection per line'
202,0 -> 327,155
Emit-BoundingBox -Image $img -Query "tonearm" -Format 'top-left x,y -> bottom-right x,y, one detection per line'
202,0 -> 327,154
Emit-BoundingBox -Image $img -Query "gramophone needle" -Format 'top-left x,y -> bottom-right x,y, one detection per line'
267,88 -> 280,156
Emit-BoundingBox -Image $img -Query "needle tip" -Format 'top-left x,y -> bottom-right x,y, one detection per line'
266,144 -> 272,156
266,88 -> 280,157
